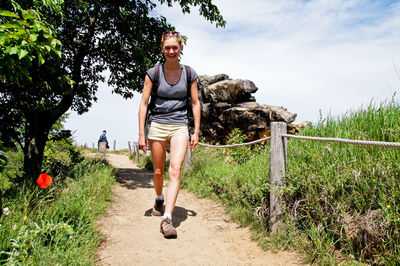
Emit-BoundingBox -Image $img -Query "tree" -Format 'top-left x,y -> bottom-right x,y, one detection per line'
0,0 -> 225,182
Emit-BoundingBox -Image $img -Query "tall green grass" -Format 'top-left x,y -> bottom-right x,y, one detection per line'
0,158 -> 116,265
182,97 -> 400,264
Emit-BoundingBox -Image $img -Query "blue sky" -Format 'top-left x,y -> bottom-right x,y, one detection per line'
65,0 -> 400,149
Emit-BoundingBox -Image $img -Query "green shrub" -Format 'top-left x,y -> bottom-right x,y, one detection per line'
42,134 -> 82,179
0,158 -> 115,265
0,149 -> 24,193
226,128 -> 252,164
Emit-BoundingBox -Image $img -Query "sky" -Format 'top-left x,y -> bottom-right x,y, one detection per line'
64,0 -> 400,150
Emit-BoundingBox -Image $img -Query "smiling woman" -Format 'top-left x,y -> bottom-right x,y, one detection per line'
138,30 -> 201,239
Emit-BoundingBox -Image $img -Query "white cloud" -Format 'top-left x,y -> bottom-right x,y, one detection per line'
65,0 -> 400,148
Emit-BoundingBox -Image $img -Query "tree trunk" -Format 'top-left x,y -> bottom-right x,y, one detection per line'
23,111 -> 53,183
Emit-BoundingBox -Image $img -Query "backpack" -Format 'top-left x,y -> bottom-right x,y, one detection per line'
145,63 -> 194,138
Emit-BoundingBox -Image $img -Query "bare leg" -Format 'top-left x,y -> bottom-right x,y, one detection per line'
150,140 -> 168,196
164,135 -> 188,215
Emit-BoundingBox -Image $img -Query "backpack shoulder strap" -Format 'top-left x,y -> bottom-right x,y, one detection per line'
184,65 -> 192,97
152,62 -> 162,96
148,63 -> 162,112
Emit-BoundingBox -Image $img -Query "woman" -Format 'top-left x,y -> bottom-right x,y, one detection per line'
138,31 -> 200,238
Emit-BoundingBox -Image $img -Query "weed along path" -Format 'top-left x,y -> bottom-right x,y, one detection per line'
95,153 -> 304,266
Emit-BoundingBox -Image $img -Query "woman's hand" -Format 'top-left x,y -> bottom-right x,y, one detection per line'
189,132 -> 199,149
138,135 -> 148,153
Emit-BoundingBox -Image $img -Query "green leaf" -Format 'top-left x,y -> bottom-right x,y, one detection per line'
3,21 -> 23,30
18,48 -> 28,59
50,46 -> 62,57
0,10 -> 19,18
0,34 -> 6,43
22,9 -> 38,20
33,21 -> 41,31
30,34 -> 39,42
38,53 -> 45,66
9,46 -> 18,55
44,45 -> 51,52
50,38 -> 57,47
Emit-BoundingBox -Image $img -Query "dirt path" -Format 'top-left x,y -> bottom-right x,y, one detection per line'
95,153 -> 305,266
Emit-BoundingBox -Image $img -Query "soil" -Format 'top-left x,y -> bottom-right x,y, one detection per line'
95,153 -> 306,266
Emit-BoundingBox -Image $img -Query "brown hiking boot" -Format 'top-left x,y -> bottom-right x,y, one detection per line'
160,218 -> 177,238
151,199 -> 164,216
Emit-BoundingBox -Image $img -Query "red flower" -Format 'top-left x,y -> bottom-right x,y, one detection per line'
37,173 -> 52,189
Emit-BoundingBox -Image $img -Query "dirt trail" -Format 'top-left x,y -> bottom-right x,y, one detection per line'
95,153 -> 305,266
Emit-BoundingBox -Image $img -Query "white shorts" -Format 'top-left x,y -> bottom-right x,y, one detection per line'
148,122 -> 189,141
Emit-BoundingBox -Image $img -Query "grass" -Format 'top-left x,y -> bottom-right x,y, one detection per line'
0,157 -> 116,265
181,97 -> 400,264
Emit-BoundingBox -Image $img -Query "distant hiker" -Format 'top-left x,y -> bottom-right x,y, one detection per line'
138,31 -> 200,238
98,130 -> 109,149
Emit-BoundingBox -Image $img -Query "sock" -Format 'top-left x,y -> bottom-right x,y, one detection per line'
156,194 -> 164,201
163,212 -> 172,220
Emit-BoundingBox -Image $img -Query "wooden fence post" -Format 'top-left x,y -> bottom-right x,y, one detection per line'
113,140 -> 116,151
269,122 -> 287,234
134,142 -> 139,162
183,145 -> 192,170
128,141 -> 132,155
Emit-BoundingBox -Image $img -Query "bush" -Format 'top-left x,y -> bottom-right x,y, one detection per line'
0,149 -> 24,193
42,133 -> 82,180
0,158 -> 115,265
225,128 -> 252,164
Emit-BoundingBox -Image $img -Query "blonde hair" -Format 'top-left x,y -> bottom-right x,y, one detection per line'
160,31 -> 182,48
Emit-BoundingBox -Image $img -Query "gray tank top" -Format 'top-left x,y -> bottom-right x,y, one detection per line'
147,64 -> 198,125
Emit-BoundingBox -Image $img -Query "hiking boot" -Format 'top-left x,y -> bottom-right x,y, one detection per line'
160,218 -> 177,238
151,199 -> 164,216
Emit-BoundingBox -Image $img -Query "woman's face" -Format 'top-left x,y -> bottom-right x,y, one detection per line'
161,37 -> 182,63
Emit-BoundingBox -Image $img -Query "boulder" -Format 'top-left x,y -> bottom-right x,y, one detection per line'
197,74 -> 310,144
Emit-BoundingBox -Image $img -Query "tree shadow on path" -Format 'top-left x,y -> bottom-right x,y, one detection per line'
115,167 -> 154,190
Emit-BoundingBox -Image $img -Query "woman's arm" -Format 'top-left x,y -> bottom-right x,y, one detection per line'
138,74 -> 153,152
189,79 -> 200,149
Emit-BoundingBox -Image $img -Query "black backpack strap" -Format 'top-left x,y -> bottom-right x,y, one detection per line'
152,63 -> 161,96
145,63 -> 162,139
184,65 -> 191,97
148,62 -> 162,112
184,65 -> 194,128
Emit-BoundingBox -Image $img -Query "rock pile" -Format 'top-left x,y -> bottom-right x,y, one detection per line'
197,74 -> 310,144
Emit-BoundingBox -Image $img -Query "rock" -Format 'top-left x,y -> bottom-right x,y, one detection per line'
264,105 -> 297,123
203,79 -> 256,103
290,120 -> 312,128
197,74 -> 309,144
288,120 -> 312,134
198,74 -> 229,88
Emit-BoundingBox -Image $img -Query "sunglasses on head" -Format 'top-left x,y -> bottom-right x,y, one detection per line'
163,31 -> 180,37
